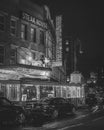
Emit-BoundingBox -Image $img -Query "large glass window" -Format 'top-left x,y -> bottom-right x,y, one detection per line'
30,27 -> 36,43
0,46 -> 4,64
0,14 -> 5,31
21,24 -> 27,40
0,84 -> 6,97
21,86 -> 37,101
40,30 -> 44,45
7,84 -> 20,101
10,18 -> 17,35
40,85 -> 54,99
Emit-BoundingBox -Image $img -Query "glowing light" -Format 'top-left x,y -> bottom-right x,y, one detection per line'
27,56 -> 32,61
44,57 -> 50,64
20,59 -> 26,64
41,71 -> 50,77
0,69 -> 16,74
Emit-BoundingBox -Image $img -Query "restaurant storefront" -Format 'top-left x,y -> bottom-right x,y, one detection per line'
0,80 -> 85,107
0,66 -> 85,107
0,65 -> 51,101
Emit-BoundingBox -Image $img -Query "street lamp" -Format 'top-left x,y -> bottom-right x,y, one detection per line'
73,38 -> 83,72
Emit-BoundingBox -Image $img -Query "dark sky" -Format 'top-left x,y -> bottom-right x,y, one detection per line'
32,0 -> 104,76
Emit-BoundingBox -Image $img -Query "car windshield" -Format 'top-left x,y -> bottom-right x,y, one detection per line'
0,98 -> 12,106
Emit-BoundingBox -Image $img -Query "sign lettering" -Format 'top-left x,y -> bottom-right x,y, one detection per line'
21,12 -> 47,29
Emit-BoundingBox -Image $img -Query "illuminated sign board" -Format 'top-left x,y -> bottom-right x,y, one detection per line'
0,68 -> 51,80
21,12 -> 47,29
54,15 -> 62,66
70,73 -> 82,83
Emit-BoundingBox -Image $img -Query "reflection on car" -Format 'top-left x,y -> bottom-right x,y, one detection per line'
0,97 -> 26,125
27,97 -> 76,120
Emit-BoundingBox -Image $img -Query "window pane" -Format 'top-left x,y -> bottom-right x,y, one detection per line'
10,48 -> 16,64
21,24 -> 27,40
31,28 -> 36,43
0,24 -> 4,31
33,52 -> 36,59
0,15 -> 5,31
11,28 -> 15,35
21,32 -> 24,39
0,46 -> 4,53
0,56 -> 4,63
11,20 -> 16,27
10,19 -> 16,35
0,46 -> 4,64
0,15 -> 4,23
40,30 -> 44,45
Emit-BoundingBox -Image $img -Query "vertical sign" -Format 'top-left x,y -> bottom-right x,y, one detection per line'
53,15 -> 62,67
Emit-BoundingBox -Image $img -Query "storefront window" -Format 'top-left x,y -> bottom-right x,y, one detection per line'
67,87 -> 71,98
0,84 -> 6,97
62,86 -> 67,98
40,85 -> 54,99
7,84 -> 20,101
21,85 -> 36,101
54,86 -> 62,97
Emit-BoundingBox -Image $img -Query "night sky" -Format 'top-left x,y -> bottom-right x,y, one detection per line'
32,0 -> 104,77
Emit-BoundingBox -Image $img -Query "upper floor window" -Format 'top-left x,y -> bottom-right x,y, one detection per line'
40,30 -> 45,45
30,27 -> 36,43
10,48 -> 17,64
0,14 -> 5,31
32,52 -> 36,60
10,18 -> 17,35
0,45 -> 4,64
21,24 -> 27,40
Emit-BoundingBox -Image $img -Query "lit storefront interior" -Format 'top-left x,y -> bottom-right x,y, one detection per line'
0,66 -> 51,101
0,68 -> 85,107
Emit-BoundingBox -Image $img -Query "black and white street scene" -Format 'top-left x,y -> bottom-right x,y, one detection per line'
0,0 -> 104,130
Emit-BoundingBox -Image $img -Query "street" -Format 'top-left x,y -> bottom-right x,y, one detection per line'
58,112 -> 104,130
1,108 -> 104,130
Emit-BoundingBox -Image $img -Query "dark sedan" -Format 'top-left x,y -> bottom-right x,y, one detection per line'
29,97 -> 76,120
0,97 -> 26,125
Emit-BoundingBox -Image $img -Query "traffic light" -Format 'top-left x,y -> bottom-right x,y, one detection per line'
65,40 -> 69,52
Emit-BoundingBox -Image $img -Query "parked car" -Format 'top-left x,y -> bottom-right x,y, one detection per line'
0,97 -> 26,125
28,97 -> 76,120
85,94 -> 98,110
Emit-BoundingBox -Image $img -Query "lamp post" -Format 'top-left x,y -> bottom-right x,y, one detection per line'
73,38 -> 83,72
64,40 -> 70,82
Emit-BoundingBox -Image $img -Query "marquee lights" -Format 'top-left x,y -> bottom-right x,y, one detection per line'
0,69 -> 16,74
0,67 -> 51,80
